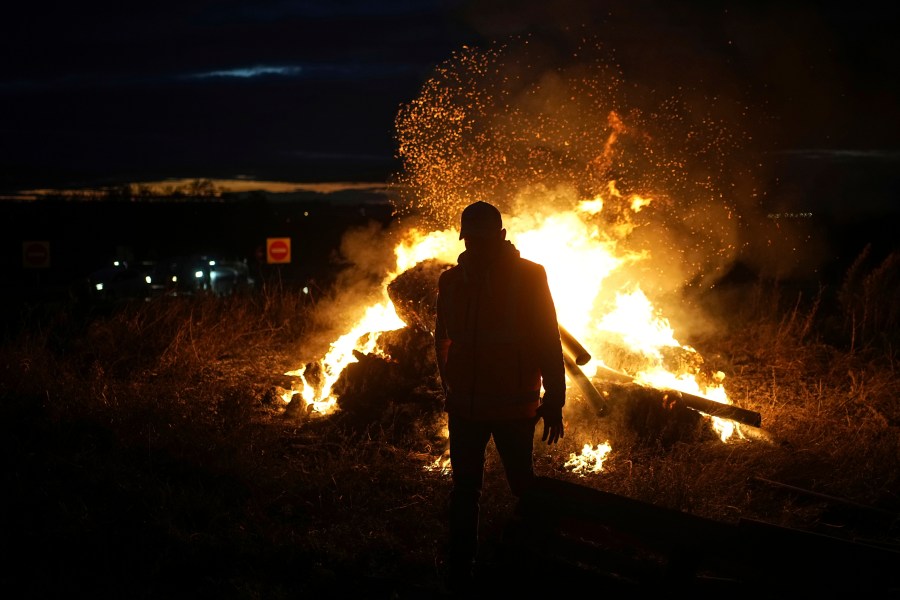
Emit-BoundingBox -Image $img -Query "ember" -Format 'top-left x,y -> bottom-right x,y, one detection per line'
281,37 -> 763,472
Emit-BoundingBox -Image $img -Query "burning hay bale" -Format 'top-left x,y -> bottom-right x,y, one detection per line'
378,326 -> 442,384
597,381 -> 721,448
314,256 -> 759,448
593,338 -> 707,384
333,350 -> 404,421
386,258 -> 452,333
331,327 -> 444,433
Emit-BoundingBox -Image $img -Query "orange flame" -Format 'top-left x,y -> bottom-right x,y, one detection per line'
284,37 -> 755,474
283,190 -> 740,478
565,442 -> 612,476
283,301 -> 405,413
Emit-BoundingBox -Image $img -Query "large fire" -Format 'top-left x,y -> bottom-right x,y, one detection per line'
284,37 -> 757,474
283,194 -> 741,467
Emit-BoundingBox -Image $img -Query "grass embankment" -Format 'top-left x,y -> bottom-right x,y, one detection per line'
2,249 -> 899,597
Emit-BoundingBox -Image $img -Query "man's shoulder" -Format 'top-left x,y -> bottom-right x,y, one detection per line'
515,256 -> 547,277
517,256 -> 544,269
439,263 -> 463,276
438,264 -> 463,283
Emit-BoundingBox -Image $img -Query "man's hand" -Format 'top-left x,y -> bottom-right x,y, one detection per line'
536,403 -> 564,445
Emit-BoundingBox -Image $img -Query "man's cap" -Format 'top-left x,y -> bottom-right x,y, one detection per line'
459,201 -> 503,240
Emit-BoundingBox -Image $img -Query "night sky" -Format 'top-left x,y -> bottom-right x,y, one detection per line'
1,0 -> 897,195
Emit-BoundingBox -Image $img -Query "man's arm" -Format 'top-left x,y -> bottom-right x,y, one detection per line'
532,264 -> 566,444
433,280 -> 451,395
532,266 -> 566,404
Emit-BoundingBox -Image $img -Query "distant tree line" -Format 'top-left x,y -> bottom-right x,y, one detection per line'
35,179 -> 225,202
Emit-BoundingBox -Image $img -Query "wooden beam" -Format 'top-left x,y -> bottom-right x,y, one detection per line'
664,389 -> 762,428
559,324 -> 591,365
563,353 -> 607,415
593,363 -> 762,428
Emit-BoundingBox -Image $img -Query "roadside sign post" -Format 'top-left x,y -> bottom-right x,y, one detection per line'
23,240 -> 51,269
266,237 -> 291,264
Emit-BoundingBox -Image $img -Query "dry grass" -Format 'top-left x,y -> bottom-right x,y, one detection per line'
2,252 -> 900,597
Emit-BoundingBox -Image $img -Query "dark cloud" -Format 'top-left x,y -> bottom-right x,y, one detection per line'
1,1 -> 470,84
0,0 -> 897,193
0,1 -> 481,190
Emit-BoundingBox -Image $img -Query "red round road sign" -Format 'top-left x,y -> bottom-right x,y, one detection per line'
269,241 -> 288,260
267,238 -> 291,264
23,241 -> 50,268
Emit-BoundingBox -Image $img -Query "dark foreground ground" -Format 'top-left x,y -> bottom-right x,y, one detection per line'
3,270 -> 900,600
3,170 -> 900,597
3,403 -> 898,599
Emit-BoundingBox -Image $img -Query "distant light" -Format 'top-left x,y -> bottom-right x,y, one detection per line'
208,260 -> 216,266
145,275 -> 152,284
113,261 -> 121,267
195,270 -> 204,279
303,211 -> 309,217
172,275 -> 178,283
95,283 -> 104,291
302,286 -> 309,294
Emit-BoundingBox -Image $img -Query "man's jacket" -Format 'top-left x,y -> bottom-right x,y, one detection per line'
434,240 -> 566,420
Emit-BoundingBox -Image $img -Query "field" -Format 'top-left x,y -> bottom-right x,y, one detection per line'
2,236 -> 900,598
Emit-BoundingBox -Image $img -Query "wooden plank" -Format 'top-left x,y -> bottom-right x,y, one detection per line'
559,324 -> 591,365
563,354 -> 608,415
510,476 -> 900,593
591,363 -> 762,427
751,477 -> 900,523
518,476 -> 735,552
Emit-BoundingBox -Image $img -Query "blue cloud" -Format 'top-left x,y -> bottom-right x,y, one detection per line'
183,62 -> 417,81
188,65 -> 306,79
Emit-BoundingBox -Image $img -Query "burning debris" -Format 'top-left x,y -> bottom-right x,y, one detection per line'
331,340 -> 441,438
283,250 -> 762,457
278,37 -> 773,472
385,258 -> 451,334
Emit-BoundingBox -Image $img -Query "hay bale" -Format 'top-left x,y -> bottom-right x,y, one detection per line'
386,259 -> 452,333
598,382 -> 718,448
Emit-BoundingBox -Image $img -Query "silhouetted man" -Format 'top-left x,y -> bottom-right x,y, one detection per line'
434,200 -> 566,592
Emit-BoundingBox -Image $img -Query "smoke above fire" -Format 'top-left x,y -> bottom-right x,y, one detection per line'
391,36 -> 759,325
285,35 -> 772,451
